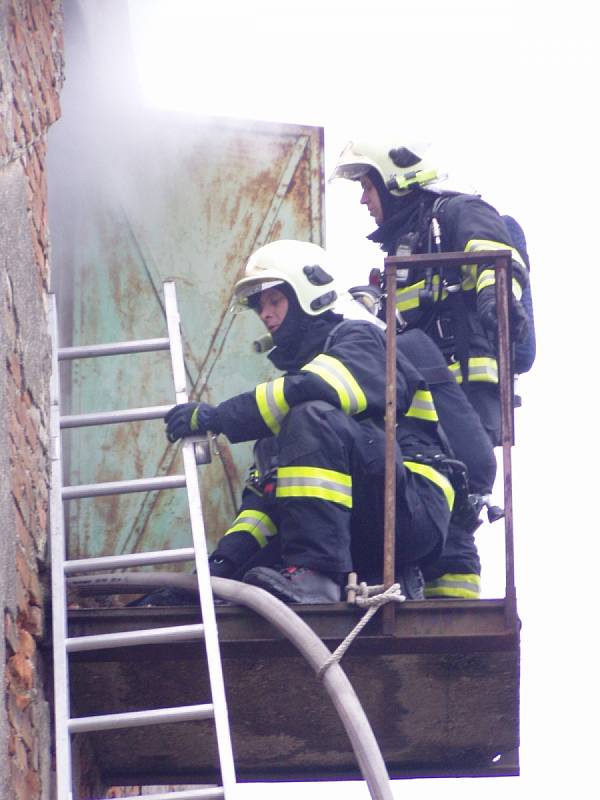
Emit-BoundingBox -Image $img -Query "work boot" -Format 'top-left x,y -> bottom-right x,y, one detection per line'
396,564 -> 425,600
127,586 -> 196,607
424,572 -> 481,599
243,565 -> 341,604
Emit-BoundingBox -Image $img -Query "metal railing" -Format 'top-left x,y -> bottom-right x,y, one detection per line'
382,250 -> 516,632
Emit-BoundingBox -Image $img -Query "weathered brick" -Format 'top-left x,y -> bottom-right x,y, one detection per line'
15,509 -> 37,558
26,769 -> 42,797
5,610 -> 19,654
12,736 -> 29,771
22,604 -> 44,639
7,652 -> 34,690
15,691 -> 33,713
9,766 -> 27,800
7,350 -> 23,383
18,627 -> 36,659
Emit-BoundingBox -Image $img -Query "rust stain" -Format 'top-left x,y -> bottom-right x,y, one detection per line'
63,119 -> 325,561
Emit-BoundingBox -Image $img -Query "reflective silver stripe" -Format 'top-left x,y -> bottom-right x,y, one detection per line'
276,466 -> 353,508
301,354 -> 367,415
405,388 -> 438,422
449,357 -> 498,384
224,510 -> 278,549
255,378 -> 289,434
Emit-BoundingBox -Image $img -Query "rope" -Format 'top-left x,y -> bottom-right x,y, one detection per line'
317,582 -> 405,680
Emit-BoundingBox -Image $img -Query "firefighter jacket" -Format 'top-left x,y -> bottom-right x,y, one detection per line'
210,316 -> 453,577
396,328 -> 496,496
216,317 -> 444,457
369,190 -> 529,388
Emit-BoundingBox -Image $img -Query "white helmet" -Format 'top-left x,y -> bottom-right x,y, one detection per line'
330,140 -> 443,195
233,240 -> 338,316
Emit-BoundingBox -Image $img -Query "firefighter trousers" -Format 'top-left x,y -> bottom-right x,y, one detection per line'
214,401 -> 450,581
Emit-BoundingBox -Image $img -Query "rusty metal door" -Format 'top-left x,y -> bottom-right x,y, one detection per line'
50,112 -> 324,561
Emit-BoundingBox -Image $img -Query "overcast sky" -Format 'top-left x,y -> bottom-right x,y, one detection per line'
127,1 -> 598,797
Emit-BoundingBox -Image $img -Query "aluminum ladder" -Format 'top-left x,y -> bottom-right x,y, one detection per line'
49,282 -> 236,800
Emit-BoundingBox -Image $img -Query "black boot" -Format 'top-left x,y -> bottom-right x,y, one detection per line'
396,564 -> 425,600
243,565 -> 341,604
127,586 -> 197,607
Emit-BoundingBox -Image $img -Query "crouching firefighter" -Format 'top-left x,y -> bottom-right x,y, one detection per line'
164,240 -> 454,604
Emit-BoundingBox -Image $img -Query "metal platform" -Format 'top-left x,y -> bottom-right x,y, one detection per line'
65,598 -> 520,786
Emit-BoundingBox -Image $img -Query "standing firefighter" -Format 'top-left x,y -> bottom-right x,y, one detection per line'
330,140 -> 530,598
164,240 -> 454,603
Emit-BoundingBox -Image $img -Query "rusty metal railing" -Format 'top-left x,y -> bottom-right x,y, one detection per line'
382,251 -> 516,633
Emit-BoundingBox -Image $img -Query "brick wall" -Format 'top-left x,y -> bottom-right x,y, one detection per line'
0,1 -> 64,798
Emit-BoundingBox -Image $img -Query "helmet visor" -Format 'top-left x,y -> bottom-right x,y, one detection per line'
329,141 -> 376,183
328,161 -> 371,182
232,279 -> 284,311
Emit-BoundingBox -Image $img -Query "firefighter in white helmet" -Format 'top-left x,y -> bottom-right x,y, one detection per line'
164,239 -> 454,603
330,139 -> 530,599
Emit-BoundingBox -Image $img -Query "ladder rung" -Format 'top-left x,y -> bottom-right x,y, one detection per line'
58,337 -> 171,360
96,788 -> 224,800
66,623 -> 205,652
62,474 -> 186,500
68,703 -> 214,733
64,547 -> 196,574
60,405 -> 172,429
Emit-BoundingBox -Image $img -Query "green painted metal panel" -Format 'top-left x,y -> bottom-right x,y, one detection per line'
51,112 -> 324,562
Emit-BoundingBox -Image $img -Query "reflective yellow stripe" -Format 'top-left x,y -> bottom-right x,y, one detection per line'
302,354 -> 367,415
476,268 -> 496,292
276,466 -> 353,508
396,281 -> 423,312
476,269 -> 523,301
460,264 -> 478,291
404,461 -> 455,510
449,357 -> 498,384
424,573 -> 481,599
465,238 -> 525,300
255,378 -> 289,434
405,388 -> 438,422
395,275 -> 443,312
224,510 -> 278,549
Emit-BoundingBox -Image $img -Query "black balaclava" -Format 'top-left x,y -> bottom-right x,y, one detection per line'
365,168 -> 436,253
262,282 -> 341,372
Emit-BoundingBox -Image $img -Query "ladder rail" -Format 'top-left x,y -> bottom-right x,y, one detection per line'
50,283 -> 237,799
49,296 -> 75,800
164,282 -> 238,795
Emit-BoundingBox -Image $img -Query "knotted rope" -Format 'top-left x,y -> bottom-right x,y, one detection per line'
317,580 -> 405,679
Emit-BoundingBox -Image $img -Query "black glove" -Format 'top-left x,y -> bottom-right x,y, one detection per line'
476,285 -> 498,333
164,402 -> 221,443
477,285 -> 530,343
509,299 -> 530,343
208,554 -> 236,578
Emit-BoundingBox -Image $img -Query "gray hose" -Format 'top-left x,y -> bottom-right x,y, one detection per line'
68,572 -> 393,799
211,577 -> 394,800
